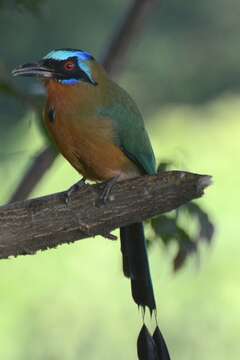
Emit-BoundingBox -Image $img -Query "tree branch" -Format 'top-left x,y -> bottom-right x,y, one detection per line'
10,147 -> 57,202
0,171 -> 212,260
102,0 -> 157,76
9,0 -> 157,203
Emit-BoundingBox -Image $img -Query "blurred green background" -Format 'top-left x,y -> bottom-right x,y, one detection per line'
0,1 -> 239,359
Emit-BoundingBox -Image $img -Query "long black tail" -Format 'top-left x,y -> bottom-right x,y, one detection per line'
120,222 -> 156,313
120,222 -> 171,360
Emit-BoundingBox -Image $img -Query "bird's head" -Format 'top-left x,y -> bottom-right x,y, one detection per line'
12,48 -> 98,86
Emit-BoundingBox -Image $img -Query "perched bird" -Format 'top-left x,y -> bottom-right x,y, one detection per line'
12,49 -> 170,360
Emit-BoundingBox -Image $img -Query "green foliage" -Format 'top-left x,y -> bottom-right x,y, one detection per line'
16,0 -> 43,12
0,81 -> 18,96
149,162 -> 214,271
0,0 -> 43,12
151,204 -> 214,271
183,202 -> 214,244
0,1 -> 238,359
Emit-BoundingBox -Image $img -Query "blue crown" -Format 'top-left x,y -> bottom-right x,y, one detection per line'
43,48 -> 94,62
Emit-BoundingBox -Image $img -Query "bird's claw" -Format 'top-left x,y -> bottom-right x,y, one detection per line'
96,177 -> 118,207
65,178 -> 87,205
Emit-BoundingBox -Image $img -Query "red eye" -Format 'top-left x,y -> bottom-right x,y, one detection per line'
64,61 -> 75,71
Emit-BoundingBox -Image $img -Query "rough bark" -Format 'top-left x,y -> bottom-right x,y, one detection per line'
0,171 -> 211,260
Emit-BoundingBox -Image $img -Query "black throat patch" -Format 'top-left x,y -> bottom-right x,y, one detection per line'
48,107 -> 56,124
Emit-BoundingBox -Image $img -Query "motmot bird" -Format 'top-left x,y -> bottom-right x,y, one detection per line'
12,49 -> 170,359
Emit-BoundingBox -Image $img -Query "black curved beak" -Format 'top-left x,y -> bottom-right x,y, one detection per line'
12,62 -> 55,78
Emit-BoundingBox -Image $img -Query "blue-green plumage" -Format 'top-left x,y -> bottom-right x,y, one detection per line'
12,48 -> 170,359
98,84 -> 156,176
43,49 -> 94,61
98,83 -> 157,313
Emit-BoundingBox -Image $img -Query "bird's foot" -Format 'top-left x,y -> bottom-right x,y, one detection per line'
97,177 -> 119,207
65,177 -> 87,205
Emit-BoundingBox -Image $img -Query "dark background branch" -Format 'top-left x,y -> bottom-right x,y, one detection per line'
9,0 -> 157,203
10,147 -> 57,202
0,171 -> 211,260
102,0 -> 157,75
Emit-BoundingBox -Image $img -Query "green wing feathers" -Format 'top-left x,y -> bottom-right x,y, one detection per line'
97,84 -> 156,175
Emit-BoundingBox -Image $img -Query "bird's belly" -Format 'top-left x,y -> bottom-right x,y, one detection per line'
44,113 -> 139,181
70,141 -> 136,181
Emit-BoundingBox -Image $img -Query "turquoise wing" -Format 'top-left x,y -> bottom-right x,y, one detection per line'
98,86 -> 156,175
